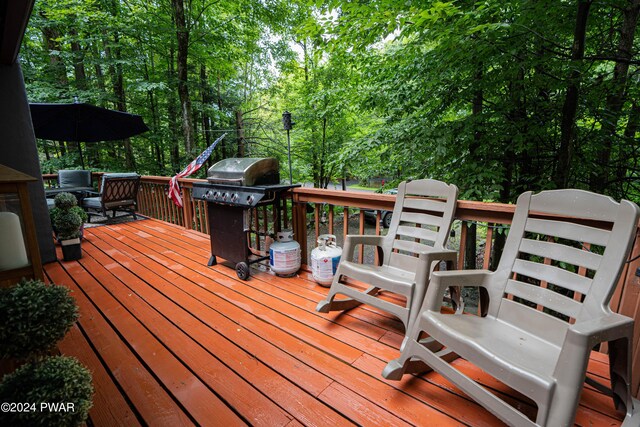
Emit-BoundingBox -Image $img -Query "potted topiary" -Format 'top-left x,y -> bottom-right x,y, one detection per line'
49,192 -> 88,244
0,356 -> 93,426
0,280 -> 93,426
0,279 -> 79,362
50,193 -> 85,261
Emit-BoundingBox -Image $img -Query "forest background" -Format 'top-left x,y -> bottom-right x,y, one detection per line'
21,0 -> 640,204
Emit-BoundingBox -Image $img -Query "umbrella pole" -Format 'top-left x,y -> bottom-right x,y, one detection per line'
77,142 -> 85,169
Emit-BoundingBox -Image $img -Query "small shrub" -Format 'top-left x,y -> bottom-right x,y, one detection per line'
0,356 -> 93,427
50,206 -> 87,228
0,279 -> 78,360
54,211 -> 83,240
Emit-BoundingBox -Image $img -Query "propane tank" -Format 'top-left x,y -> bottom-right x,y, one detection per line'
311,234 -> 343,287
269,230 -> 301,277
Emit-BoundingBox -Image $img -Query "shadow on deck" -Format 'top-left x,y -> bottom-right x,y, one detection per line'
44,218 -> 624,426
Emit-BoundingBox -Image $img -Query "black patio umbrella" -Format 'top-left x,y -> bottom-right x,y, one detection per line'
29,102 -> 149,169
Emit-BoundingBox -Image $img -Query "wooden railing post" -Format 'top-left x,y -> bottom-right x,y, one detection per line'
181,186 -> 192,229
291,192 -> 308,264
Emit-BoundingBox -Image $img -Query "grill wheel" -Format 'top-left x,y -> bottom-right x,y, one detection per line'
236,262 -> 250,280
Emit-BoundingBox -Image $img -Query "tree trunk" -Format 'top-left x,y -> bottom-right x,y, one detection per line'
168,43 -> 180,172
171,0 -> 195,154
554,0 -> 592,189
592,0 -> 640,194
41,17 -> 68,157
69,28 -> 87,91
92,42 -> 107,103
201,65 -> 213,169
618,102 -> 640,196
235,110 -> 245,157
144,60 -> 163,171
107,32 -> 135,170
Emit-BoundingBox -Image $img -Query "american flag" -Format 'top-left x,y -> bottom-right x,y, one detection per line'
168,133 -> 226,207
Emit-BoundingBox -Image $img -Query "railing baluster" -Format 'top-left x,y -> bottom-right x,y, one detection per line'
263,205 -> 268,250
358,210 -> 365,263
482,223 -> 494,270
374,211 -> 381,265
282,197 -> 289,230
181,187 -> 191,228
458,221 -> 468,274
328,204 -> 334,235
314,204 -> 320,243
343,207 -> 349,245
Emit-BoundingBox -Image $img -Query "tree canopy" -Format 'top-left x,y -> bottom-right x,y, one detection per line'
22,0 -> 640,203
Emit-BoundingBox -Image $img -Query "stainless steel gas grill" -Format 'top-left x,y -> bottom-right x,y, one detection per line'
191,158 -> 298,280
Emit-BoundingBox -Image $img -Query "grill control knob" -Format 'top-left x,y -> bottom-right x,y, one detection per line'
205,190 -> 212,199
213,191 -> 220,199
222,192 -> 229,200
231,193 -> 239,202
247,195 -> 255,205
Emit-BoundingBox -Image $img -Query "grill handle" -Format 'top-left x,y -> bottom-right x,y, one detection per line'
207,177 -> 244,185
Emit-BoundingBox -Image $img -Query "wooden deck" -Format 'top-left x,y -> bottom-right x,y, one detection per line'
44,218 -> 625,426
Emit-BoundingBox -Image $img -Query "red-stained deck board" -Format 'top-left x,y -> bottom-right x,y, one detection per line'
46,262 -> 196,426
57,324 -> 141,427
48,259 -> 244,426
94,224 -> 383,363
87,224 -> 460,425
80,238 -> 348,427
45,218 -> 625,427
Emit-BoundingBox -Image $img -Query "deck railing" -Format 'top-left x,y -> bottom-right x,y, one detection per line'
42,173 -> 640,397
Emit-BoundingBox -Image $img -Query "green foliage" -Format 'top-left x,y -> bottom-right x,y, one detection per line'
0,356 -> 93,427
22,0 -> 640,204
54,211 -> 83,240
53,192 -> 77,210
50,206 -> 88,228
0,279 -> 78,360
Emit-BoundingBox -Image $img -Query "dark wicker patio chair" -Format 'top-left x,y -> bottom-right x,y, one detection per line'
81,173 -> 140,222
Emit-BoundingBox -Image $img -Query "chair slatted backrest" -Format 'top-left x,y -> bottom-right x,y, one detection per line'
385,179 -> 458,272
490,190 -> 639,346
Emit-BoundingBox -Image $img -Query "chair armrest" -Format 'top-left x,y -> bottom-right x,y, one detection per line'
343,235 -> 385,259
554,312 -> 634,387
84,190 -> 99,196
423,270 -> 494,312
414,248 -> 458,282
417,248 -> 458,264
566,312 -> 634,348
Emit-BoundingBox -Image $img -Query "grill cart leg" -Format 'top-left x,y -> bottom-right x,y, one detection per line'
236,262 -> 250,280
208,255 -> 217,266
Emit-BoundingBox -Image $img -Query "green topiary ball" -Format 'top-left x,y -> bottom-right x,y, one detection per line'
54,211 -> 83,240
53,192 -> 78,210
0,356 -> 93,427
0,279 -> 78,360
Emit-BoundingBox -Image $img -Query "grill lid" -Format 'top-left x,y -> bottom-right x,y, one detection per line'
206,157 -> 280,186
